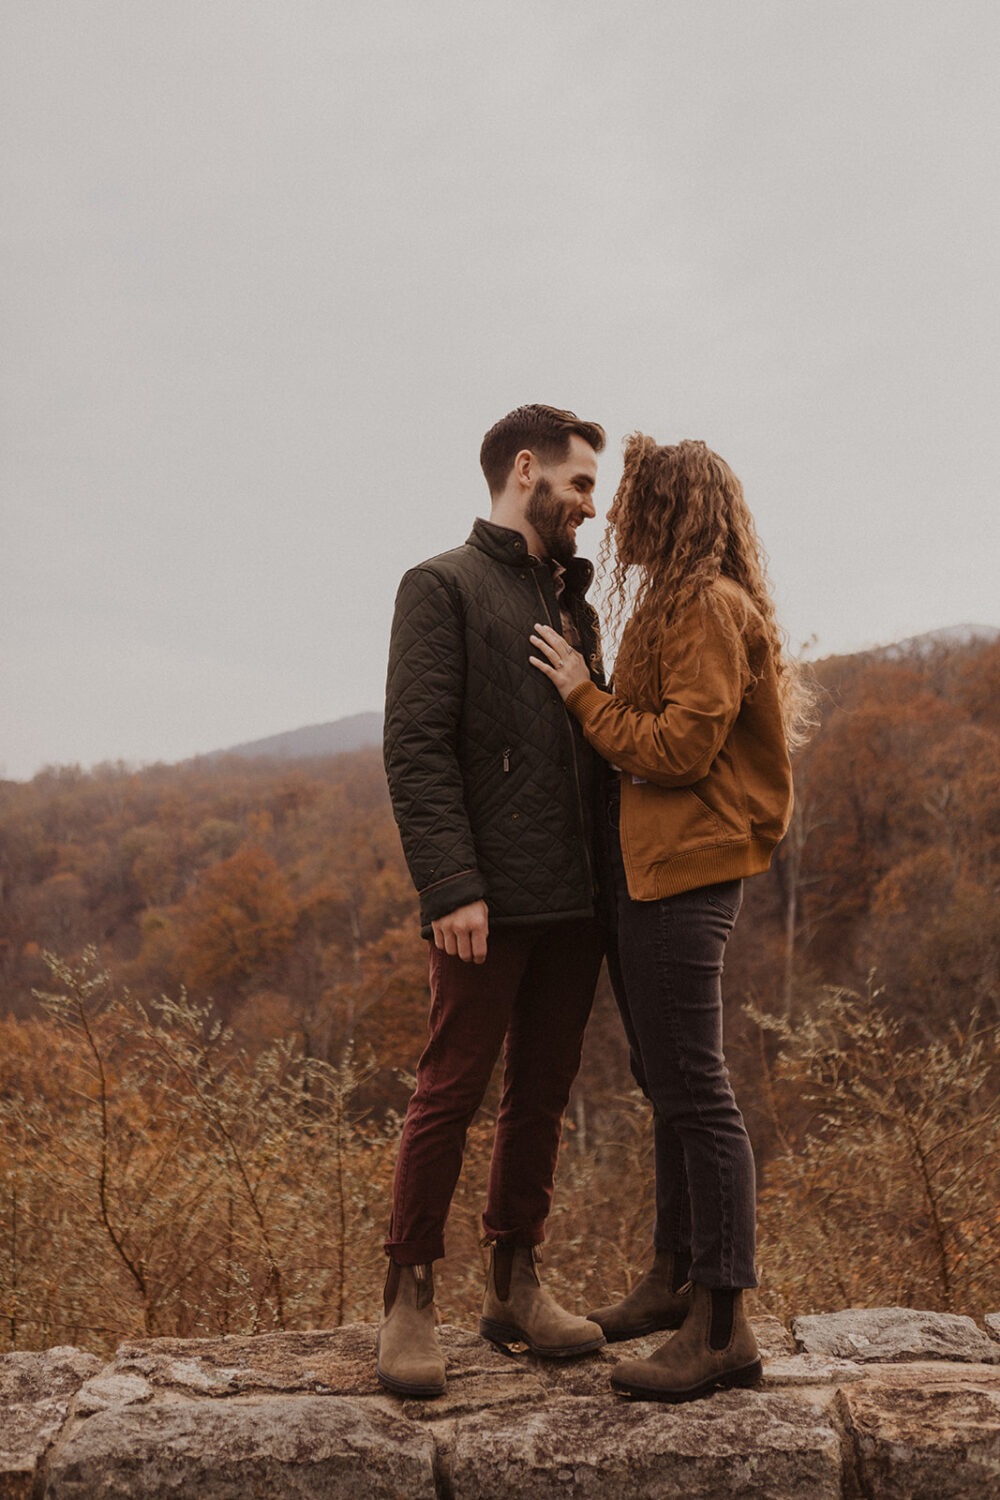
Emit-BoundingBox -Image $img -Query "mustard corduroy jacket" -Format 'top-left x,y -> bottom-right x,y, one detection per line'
563,577 -> 793,901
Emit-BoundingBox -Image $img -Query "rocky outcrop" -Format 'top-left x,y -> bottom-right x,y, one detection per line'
792,1307 -> 1000,1365
2,1309 -> 998,1498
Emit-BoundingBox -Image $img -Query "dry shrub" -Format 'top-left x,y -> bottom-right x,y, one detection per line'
0,951 -> 397,1352
5,955 -> 998,1354
752,981 -> 1000,1319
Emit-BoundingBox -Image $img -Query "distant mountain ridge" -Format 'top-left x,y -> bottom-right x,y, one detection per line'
876,622 -> 999,657
207,711 -> 383,763
201,624 -> 998,765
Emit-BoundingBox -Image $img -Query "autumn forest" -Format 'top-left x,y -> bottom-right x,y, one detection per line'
1,634 -> 998,1353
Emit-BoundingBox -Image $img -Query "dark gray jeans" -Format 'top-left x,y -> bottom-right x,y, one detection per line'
606,788 -> 758,1289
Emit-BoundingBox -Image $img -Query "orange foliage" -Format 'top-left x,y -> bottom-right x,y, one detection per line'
2,638 -> 999,1346
0,632 -> 997,1130
176,846 -> 297,994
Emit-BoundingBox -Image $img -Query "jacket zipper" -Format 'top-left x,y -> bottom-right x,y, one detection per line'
531,571 -> 596,894
502,748 -> 511,772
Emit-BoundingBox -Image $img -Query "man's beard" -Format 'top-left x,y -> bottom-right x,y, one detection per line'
525,478 -> 577,567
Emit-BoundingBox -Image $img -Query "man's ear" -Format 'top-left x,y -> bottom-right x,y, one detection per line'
512,448 -> 536,489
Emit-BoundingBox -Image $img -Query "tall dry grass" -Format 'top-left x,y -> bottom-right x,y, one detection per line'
2,957 -> 997,1353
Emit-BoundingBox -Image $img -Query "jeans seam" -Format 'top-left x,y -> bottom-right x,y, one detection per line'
655,904 -> 729,1273
652,894 -> 745,1288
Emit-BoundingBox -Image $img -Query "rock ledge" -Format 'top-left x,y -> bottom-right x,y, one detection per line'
2,1308 -> 998,1498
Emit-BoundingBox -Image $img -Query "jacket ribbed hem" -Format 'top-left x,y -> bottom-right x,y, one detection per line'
418,905 -> 597,941
625,837 -> 779,902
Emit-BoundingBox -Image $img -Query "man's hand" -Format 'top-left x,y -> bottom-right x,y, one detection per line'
431,900 -> 489,964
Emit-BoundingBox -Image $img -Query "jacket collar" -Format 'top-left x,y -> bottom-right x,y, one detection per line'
467,517 -> 595,594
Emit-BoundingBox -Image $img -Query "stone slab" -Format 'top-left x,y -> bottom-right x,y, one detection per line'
8,1322 -> 1000,1499
841,1363 -> 1000,1499
116,1323 -> 540,1418
0,1349 -> 104,1500
75,1373 -> 155,1416
45,1395 -> 438,1500
112,1317 -> 797,1411
0,1348 -> 102,1406
0,1399 -> 72,1500
763,1354 -> 866,1387
113,1325 -> 382,1397
751,1314 -> 798,1358
985,1312 -> 1000,1344
446,1390 -> 843,1500
855,1361 -> 1000,1391
793,1307 -> 1000,1364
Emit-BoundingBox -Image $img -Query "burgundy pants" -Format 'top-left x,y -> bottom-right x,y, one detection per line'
385,918 -> 604,1265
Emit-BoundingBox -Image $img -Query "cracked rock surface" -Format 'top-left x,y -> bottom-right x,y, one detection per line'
2,1308 -> 998,1498
793,1307 -> 1000,1364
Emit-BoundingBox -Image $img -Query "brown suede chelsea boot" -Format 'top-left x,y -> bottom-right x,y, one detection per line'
480,1243 -> 606,1358
588,1248 -> 692,1341
376,1260 -> 447,1398
610,1281 -> 762,1402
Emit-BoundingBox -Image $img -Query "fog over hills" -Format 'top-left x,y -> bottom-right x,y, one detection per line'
877,623 -> 999,657
205,711 -> 383,764
199,624 -> 998,766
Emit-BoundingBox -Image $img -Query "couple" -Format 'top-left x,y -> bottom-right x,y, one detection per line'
379,404 -> 800,1404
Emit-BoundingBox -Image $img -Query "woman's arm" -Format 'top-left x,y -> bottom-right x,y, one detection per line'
530,600 -> 749,788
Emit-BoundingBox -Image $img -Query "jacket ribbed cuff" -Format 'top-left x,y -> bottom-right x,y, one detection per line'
418,868 -> 488,929
563,679 -> 607,723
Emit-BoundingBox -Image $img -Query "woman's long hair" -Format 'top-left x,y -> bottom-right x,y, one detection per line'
599,435 -> 815,749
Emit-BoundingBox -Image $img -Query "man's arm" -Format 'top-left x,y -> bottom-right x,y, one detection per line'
384,566 -> 489,951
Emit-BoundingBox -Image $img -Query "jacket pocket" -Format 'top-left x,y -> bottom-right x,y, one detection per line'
620,780 -> 729,875
703,880 -> 744,922
464,747 -> 515,808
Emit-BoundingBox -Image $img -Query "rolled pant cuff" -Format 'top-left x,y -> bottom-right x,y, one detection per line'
480,1229 -> 545,1249
691,1270 -> 759,1291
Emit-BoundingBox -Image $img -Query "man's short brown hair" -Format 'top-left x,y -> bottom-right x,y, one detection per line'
479,404 -> 606,496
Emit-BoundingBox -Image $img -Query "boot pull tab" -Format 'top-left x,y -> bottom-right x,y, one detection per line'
486,1240 -> 515,1301
412,1261 -> 435,1310
382,1259 -> 401,1316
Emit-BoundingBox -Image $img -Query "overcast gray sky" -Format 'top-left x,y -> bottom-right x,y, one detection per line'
3,1 -> 998,780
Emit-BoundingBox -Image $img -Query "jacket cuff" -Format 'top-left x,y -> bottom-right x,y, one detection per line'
418,868 -> 488,928
563,679 -> 608,724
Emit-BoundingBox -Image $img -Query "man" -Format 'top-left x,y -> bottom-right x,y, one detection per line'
378,404 -> 609,1397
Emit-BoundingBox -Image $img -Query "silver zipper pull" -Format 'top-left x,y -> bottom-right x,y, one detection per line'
502,748 -> 511,772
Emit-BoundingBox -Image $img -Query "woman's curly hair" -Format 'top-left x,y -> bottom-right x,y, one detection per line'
599,435 -> 815,750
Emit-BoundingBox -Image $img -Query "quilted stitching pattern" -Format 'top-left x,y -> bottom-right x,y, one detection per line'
385,522 -> 603,931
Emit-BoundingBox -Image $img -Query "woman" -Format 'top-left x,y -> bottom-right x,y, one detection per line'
529,435 -> 810,1403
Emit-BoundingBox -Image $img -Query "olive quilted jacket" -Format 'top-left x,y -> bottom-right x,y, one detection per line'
384,518 -> 606,934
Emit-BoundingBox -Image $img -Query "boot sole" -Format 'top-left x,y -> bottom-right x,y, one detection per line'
375,1363 -> 446,1399
375,1331 -> 446,1398
611,1357 -> 763,1403
479,1316 -> 606,1359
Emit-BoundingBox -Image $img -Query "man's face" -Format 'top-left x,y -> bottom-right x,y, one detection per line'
524,434 -> 598,566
